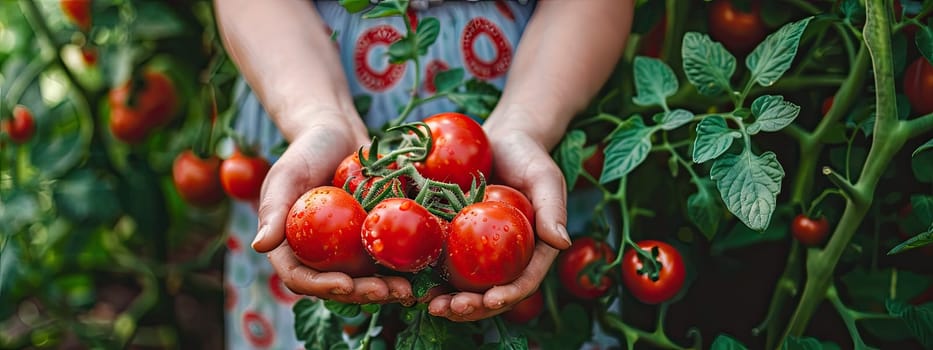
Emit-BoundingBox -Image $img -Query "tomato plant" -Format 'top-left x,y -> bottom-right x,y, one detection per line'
219,150 -> 270,201
558,236 -> 615,300
285,186 -> 377,277
791,214 -> 831,246
108,70 -> 178,143
444,201 -> 534,293
361,198 -> 445,272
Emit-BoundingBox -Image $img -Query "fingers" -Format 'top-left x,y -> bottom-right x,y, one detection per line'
267,243 -> 354,296
483,241 -> 558,309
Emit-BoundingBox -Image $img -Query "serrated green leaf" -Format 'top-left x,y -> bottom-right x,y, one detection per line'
747,95 -> 800,134
841,268 -> 930,342
682,32 -> 736,96
395,311 -> 454,350
711,334 -> 748,350
416,18 -> 440,54
363,0 -> 408,18
600,117 -> 654,183
886,299 -> 933,348
412,268 -> 443,298
338,0 -> 370,13
388,36 -> 416,64
781,336 -> 824,350
324,300 -> 361,318
919,24 -> 933,65
434,68 -> 464,94
294,299 -> 346,350
747,17 -> 813,87
632,56 -> 678,107
553,130 -> 588,189
692,116 -> 740,163
660,109 -> 695,130
913,139 -> 933,183
448,79 -> 501,119
710,151 -> 785,232
887,229 -> 933,255
688,179 -> 722,240
360,304 -> 380,314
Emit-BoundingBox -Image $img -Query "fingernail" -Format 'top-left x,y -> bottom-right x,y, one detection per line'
330,288 -> 350,295
252,224 -> 269,249
557,224 -> 572,247
488,299 -> 505,310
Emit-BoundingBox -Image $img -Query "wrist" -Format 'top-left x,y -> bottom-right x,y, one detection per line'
484,103 -> 573,150
274,104 -> 367,143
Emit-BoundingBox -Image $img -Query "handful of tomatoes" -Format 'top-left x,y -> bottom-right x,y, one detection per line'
284,112 -> 536,294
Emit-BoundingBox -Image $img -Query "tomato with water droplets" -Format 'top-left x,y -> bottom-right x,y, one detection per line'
285,186 -> 377,277
483,184 -> 534,227
444,201 -> 534,293
362,198 -> 445,272
415,112 -> 492,192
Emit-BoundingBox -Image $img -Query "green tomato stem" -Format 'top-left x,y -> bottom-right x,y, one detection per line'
358,308 -> 382,350
598,310 -> 692,350
826,285 -> 881,350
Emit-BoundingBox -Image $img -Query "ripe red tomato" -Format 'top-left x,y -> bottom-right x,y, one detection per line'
81,47 -> 97,66
332,150 -> 405,196
707,0 -> 768,55
483,185 -> 534,226
219,150 -> 270,201
172,150 -> 224,207
108,71 -> 178,143
285,186 -> 377,277
821,96 -> 834,116
791,214 -> 830,246
621,240 -> 686,305
415,112 -> 492,192
904,57 -> 933,116
2,105 -> 36,144
558,237 -> 615,300
60,0 -> 91,31
361,198 -> 445,272
444,201 -> 535,293
502,289 -> 544,324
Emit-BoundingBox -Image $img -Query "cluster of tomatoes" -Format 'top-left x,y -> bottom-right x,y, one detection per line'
284,112 -> 537,295
172,148 -> 271,207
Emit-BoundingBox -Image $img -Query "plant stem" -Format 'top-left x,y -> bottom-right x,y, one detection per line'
826,285 -> 881,350
358,308 -> 382,350
18,0 -> 91,99
598,310 -> 691,350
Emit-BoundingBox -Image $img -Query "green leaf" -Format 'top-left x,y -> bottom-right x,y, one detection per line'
497,335 -> 529,350
363,0 -> 409,18
659,109 -> 695,130
711,334 -> 748,350
553,130 -> 588,190
918,23 -> 933,65
339,0 -> 370,13
692,116 -> 741,163
747,95 -> 801,134
632,56 -> 678,107
434,68 -> 464,94
324,300 -> 361,318
886,299 -> 933,348
746,17 -> 813,87
710,151 -> 785,232
55,169 -> 120,224
840,0 -> 865,23
412,268 -> 443,298
682,32 -> 736,96
913,138 -> 933,183
840,268 -> 931,342
395,311 -> 456,350
31,101 -> 89,178
448,79 -> 501,119
887,228 -> 933,255
0,191 -> 40,235
294,299 -> 346,350
600,117 -> 653,183
388,35 -> 417,64
131,1 -> 186,40
688,179 -> 723,240
711,214 -> 787,254
539,304 -> 591,350
416,18 -> 440,55
781,336 -> 824,350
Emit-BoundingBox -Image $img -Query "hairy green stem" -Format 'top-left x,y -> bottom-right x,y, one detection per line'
599,310 -> 691,350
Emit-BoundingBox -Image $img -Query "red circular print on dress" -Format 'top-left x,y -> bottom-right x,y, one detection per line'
355,25 -> 407,92
424,60 -> 450,94
243,311 -> 275,348
268,273 -> 302,304
226,235 -> 242,253
461,17 -> 512,80
495,0 -> 516,21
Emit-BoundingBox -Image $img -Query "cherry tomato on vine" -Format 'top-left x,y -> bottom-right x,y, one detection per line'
444,201 -> 534,293
821,96 -> 834,116
791,214 -> 830,246
558,237 -> 615,300
60,0 -> 91,31
707,0 -> 768,55
219,150 -> 270,201
108,71 -> 177,143
502,289 -> 544,324
285,186 -> 377,277
576,143 -> 605,190
621,240 -> 686,305
81,47 -> 97,67
903,57 -> 933,116
415,112 -> 492,192
172,150 -> 224,207
2,105 -> 36,144
361,198 -> 445,272
483,185 -> 535,227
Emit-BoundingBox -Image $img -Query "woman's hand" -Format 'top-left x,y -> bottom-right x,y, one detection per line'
427,120 -> 570,321
250,110 -> 418,305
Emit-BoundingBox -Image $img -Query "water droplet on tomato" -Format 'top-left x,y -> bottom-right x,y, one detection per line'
493,234 -> 500,241
481,236 -> 488,244
372,239 -> 384,253
370,214 -> 380,224
399,201 -> 412,211
503,226 -> 509,232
